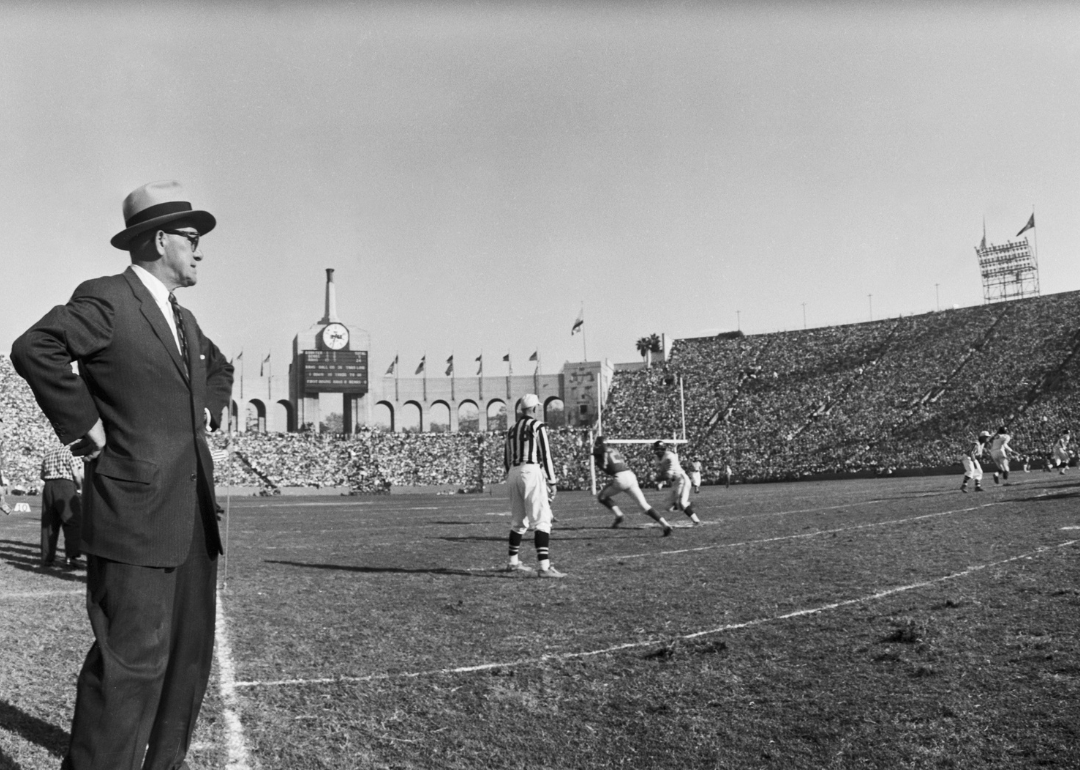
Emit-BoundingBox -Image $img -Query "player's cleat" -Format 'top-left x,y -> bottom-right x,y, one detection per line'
611,515 -> 624,528
975,485 -> 983,492
692,520 -> 705,526
504,562 -> 533,574
537,566 -> 566,579
662,525 -> 674,537
960,485 -> 968,493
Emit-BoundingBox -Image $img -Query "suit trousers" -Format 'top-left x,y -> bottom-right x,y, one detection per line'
62,498 -> 218,770
41,478 -> 82,564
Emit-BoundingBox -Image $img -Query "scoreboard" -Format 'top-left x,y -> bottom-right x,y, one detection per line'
301,350 -> 368,394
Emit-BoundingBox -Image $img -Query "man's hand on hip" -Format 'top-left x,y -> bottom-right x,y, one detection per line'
70,418 -> 106,460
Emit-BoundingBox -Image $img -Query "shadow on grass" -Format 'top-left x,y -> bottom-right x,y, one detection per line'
0,538 -> 37,555
0,540 -> 85,584
1012,487 -> 1080,503
0,699 -> 69,759
265,559 -> 499,578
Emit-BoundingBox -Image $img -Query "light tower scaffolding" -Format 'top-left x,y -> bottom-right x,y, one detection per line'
975,238 -> 1039,303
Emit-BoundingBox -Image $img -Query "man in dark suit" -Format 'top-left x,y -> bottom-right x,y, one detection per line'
12,180 -> 234,770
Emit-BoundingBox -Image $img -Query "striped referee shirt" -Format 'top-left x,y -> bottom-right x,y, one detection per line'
504,416 -> 556,484
40,444 -> 78,482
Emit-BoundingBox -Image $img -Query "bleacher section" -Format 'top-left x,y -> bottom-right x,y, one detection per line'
604,290 -> 1080,483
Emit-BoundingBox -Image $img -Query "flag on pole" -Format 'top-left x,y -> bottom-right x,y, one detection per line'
571,311 -> 584,335
260,353 -> 270,377
445,355 -> 454,376
385,355 -> 398,376
415,355 -> 426,375
502,353 -> 510,362
1017,213 -> 1035,237
235,350 -> 243,360
475,353 -> 483,375
529,351 -> 538,361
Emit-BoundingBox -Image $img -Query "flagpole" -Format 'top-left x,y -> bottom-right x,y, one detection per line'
580,302 -> 588,361
1031,205 -> 1040,294
395,355 -> 399,403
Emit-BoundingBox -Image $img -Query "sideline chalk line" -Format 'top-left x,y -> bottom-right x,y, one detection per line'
215,587 -> 255,769
233,538 -> 1076,689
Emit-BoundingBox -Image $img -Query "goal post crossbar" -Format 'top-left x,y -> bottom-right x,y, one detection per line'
603,438 -> 687,445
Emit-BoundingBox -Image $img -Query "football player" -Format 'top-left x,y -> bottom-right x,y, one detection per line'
652,441 -> 702,526
961,430 -> 990,493
593,437 -> 672,536
989,426 -> 1013,484
1051,429 -> 1071,475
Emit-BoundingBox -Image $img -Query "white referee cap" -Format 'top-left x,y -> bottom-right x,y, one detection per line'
521,393 -> 540,409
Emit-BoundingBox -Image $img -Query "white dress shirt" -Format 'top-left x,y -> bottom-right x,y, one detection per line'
130,264 -> 183,356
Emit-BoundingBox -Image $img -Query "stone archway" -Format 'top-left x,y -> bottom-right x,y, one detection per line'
401,400 -> 423,433
486,399 -> 507,433
373,401 -> 395,432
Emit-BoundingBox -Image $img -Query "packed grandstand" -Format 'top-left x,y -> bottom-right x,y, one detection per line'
4,290 -> 1080,493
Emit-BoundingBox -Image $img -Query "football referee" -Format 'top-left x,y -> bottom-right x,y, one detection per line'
503,394 -> 565,578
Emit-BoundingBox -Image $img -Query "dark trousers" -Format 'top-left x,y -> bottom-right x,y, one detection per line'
41,478 -> 82,564
62,504 -> 218,770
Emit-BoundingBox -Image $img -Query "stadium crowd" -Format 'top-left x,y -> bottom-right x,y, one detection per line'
5,290 -> 1080,492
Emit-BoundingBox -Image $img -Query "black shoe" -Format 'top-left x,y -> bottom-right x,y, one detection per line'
662,526 -> 674,537
64,557 -> 85,570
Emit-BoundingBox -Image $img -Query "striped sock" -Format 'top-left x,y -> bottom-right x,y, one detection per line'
534,530 -> 550,565
508,531 -> 523,562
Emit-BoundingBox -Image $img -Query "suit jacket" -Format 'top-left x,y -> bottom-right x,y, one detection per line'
11,267 -> 234,567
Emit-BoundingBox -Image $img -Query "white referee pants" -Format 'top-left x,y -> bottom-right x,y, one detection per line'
508,464 -> 552,535
962,457 -> 982,481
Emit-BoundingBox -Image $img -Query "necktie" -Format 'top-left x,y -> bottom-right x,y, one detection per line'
168,292 -> 190,377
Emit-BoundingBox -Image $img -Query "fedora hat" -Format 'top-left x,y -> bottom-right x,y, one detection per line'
110,180 -> 216,250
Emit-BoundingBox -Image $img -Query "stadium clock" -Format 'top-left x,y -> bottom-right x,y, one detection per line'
320,323 -> 349,351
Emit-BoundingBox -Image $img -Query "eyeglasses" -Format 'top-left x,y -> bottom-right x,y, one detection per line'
162,230 -> 200,252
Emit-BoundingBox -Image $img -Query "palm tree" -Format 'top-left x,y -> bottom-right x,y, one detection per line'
635,336 -> 651,362
636,334 -> 663,367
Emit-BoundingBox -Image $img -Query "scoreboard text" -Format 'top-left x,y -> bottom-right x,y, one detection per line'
301,350 -> 369,394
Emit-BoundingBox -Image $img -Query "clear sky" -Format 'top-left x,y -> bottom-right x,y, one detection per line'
2,0 -> 1077,382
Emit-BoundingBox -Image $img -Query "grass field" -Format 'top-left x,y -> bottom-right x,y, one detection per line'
2,471 -> 1079,769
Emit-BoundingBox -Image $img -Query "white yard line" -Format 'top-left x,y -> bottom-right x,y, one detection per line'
215,588 -> 255,769
606,503 -> 994,560
233,537 -> 1076,689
